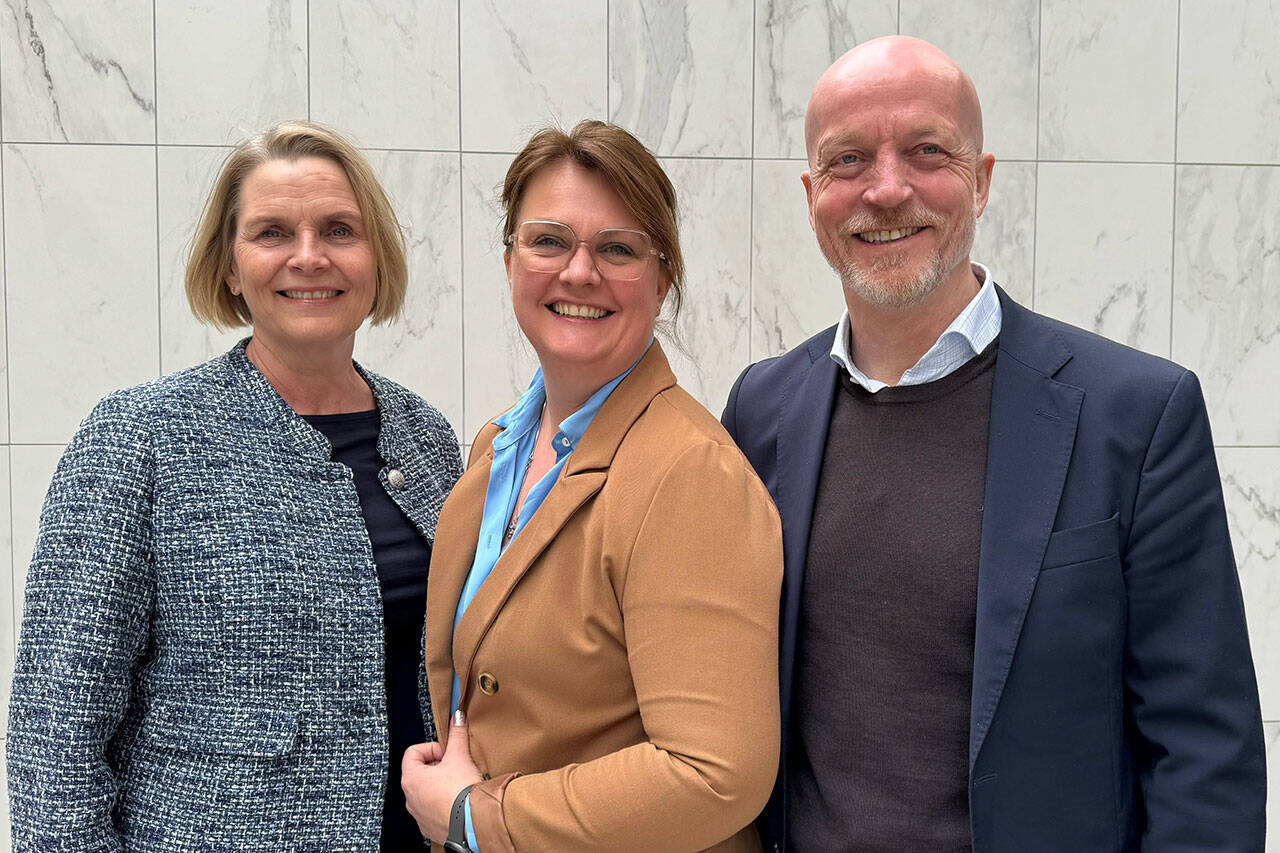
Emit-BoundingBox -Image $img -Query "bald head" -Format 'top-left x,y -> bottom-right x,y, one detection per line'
805,36 -> 984,164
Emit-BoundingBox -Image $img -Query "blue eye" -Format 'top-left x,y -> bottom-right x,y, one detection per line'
920,144 -> 942,155
330,225 -> 353,238
839,153 -> 858,165
257,228 -> 283,240
597,242 -> 639,259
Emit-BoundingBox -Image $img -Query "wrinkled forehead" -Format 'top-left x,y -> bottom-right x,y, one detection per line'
805,55 -> 982,160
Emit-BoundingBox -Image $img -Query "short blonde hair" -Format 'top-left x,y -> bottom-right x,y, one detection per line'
186,120 -> 407,329
501,120 -> 685,322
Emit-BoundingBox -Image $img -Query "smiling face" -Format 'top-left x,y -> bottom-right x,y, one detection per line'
504,160 -> 670,393
802,38 -> 994,309
227,156 -> 376,360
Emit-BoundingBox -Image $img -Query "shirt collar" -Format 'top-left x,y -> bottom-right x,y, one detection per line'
491,338 -> 654,459
829,262 -> 1002,392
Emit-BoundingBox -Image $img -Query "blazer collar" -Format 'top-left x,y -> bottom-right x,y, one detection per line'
429,341 -> 678,729
969,287 -> 1083,768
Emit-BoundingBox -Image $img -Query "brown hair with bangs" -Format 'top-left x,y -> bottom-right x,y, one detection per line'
185,119 -> 407,329
501,120 -> 685,323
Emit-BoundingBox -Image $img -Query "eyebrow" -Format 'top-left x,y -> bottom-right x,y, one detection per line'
239,208 -> 365,230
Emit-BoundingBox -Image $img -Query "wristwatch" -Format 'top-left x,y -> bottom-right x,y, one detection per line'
443,784 -> 476,853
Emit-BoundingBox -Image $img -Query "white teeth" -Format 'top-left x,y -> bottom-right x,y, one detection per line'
858,227 -> 922,243
551,302 -> 609,319
282,290 -> 340,299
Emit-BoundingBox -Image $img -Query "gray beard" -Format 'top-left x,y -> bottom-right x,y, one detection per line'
828,211 -> 977,309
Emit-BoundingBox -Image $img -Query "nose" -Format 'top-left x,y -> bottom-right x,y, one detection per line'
861,156 -> 914,209
558,241 -> 600,285
288,230 -> 330,273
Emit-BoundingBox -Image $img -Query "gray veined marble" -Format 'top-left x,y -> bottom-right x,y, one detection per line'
1,0 -> 155,143
356,151 -> 464,438
1216,449 -> 1280,720
753,0 -> 898,159
1033,163 -> 1173,358
659,157 -> 752,410
309,0 -> 460,151
460,0 -> 607,153
1173,166 -> 1280,446
608,0 -> 752,157
972,160 -> 1035,306
155,1 -> 307,145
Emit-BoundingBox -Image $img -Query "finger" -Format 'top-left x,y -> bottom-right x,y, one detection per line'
443,708 -> 470,759
401,741 -> 444,773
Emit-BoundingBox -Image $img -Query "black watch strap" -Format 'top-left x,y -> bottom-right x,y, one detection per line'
443,784 -> 476,853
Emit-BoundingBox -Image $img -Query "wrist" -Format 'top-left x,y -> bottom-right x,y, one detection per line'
443,784 -> 476,853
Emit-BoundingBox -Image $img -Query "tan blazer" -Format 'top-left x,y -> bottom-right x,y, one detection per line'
426,343 -> 782,852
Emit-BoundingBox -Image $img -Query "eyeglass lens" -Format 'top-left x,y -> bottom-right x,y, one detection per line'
513,221 -> 655,280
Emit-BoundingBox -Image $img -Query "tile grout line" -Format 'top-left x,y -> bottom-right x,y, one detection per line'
1,7 -> 14,656
1169,0 -> 1181,362
457,0 -> 466,441
748,0 -> 756,365
153,0 -> 161,379
1031,0 -> 1043,312
306,0 -> 312,119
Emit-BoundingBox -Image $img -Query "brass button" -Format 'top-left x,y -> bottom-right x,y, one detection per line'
387,468 -> 406,490
477,672 -> 499,695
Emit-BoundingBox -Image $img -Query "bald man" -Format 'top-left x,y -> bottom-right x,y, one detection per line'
723,37 -> 1265,851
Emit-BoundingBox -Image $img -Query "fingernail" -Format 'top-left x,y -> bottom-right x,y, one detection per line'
453,709 -> 465,726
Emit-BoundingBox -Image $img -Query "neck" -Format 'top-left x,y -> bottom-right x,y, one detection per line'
844,264 -> 981,386
245,335 -> 373,415
540,372 -> 594,432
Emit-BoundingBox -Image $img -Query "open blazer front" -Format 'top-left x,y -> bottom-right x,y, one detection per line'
723,287 -> 1266,851
7,341 -> 461,852
426,341 -> 783,853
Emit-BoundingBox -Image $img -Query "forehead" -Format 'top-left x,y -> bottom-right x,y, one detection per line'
238,156 -> 360,214
516,161 -> 640,231
809,64 -> 970,154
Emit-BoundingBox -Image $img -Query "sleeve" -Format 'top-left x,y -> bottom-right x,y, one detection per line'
5,395 -> 158,853
466,441 -> 783,852
1122,370 -> 1267,849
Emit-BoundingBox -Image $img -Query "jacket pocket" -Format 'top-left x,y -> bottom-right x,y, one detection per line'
1041,512 -> 1120,571
138,700 -> 300,758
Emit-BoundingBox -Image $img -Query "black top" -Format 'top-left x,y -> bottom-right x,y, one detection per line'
788,342 -> 997,852
304,409 -> 431,850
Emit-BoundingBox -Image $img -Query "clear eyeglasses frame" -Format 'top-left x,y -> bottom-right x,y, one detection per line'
504,220 -> 667,282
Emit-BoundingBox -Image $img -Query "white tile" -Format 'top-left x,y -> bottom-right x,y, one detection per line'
0,741 -> 8,852
459,0 -> 607,153
3,144 -> 159,444
0,0 -> 155,143
8,445 -> 63,631
1267,723 -> 1280,849
973,160 -> 1034,307
1033,163 -> 1173,357
1038,0 -> 1177,161
1,448 -> 12,734
659,157 -> 751,411
309,0 -> 459,151
154,1 -> 307,145
1172,166 -> 1280,446
460,153 -> 538,441
750,159 -> 845,360
899,0 -> 1038,161
608,0 -> 752,157
753,0 -> 897,159
156,145 -> 243,375
1,182 -> 7,443
355,151 -> 464,440
1216,449 -> 1280,722
1178,0 -> 1280,164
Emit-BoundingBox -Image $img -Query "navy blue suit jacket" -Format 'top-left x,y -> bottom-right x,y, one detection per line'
723,288 -> 1266,851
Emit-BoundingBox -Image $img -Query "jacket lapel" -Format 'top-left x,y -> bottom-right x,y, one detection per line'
425,447 -> 492,736
445,343 -> 677,718
776,331 -> 840,731
970,290 -> 1083,768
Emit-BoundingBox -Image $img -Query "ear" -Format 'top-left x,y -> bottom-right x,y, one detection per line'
973,153 -> 995,218
226,262 -> 241,296
801,171 -> 817,231
503,247 -> 513,289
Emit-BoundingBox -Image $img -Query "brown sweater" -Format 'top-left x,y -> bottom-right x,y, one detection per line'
787,342 -> 997,852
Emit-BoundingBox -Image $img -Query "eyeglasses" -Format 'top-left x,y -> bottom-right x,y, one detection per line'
504,220 -> 667,281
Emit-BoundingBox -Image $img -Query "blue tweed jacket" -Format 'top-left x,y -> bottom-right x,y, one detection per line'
6,341 -> 461,852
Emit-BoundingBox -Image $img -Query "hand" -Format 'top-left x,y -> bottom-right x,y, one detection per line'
402,709 -> 484,843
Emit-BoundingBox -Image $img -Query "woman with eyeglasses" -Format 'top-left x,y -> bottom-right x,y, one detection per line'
401,120 -> 782,852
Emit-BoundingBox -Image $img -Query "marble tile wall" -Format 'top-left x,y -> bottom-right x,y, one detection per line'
1,0 -> 1276,845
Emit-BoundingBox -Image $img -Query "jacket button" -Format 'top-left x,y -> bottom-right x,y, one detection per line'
387,468 -> 406,490
477,672 -> 499,695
